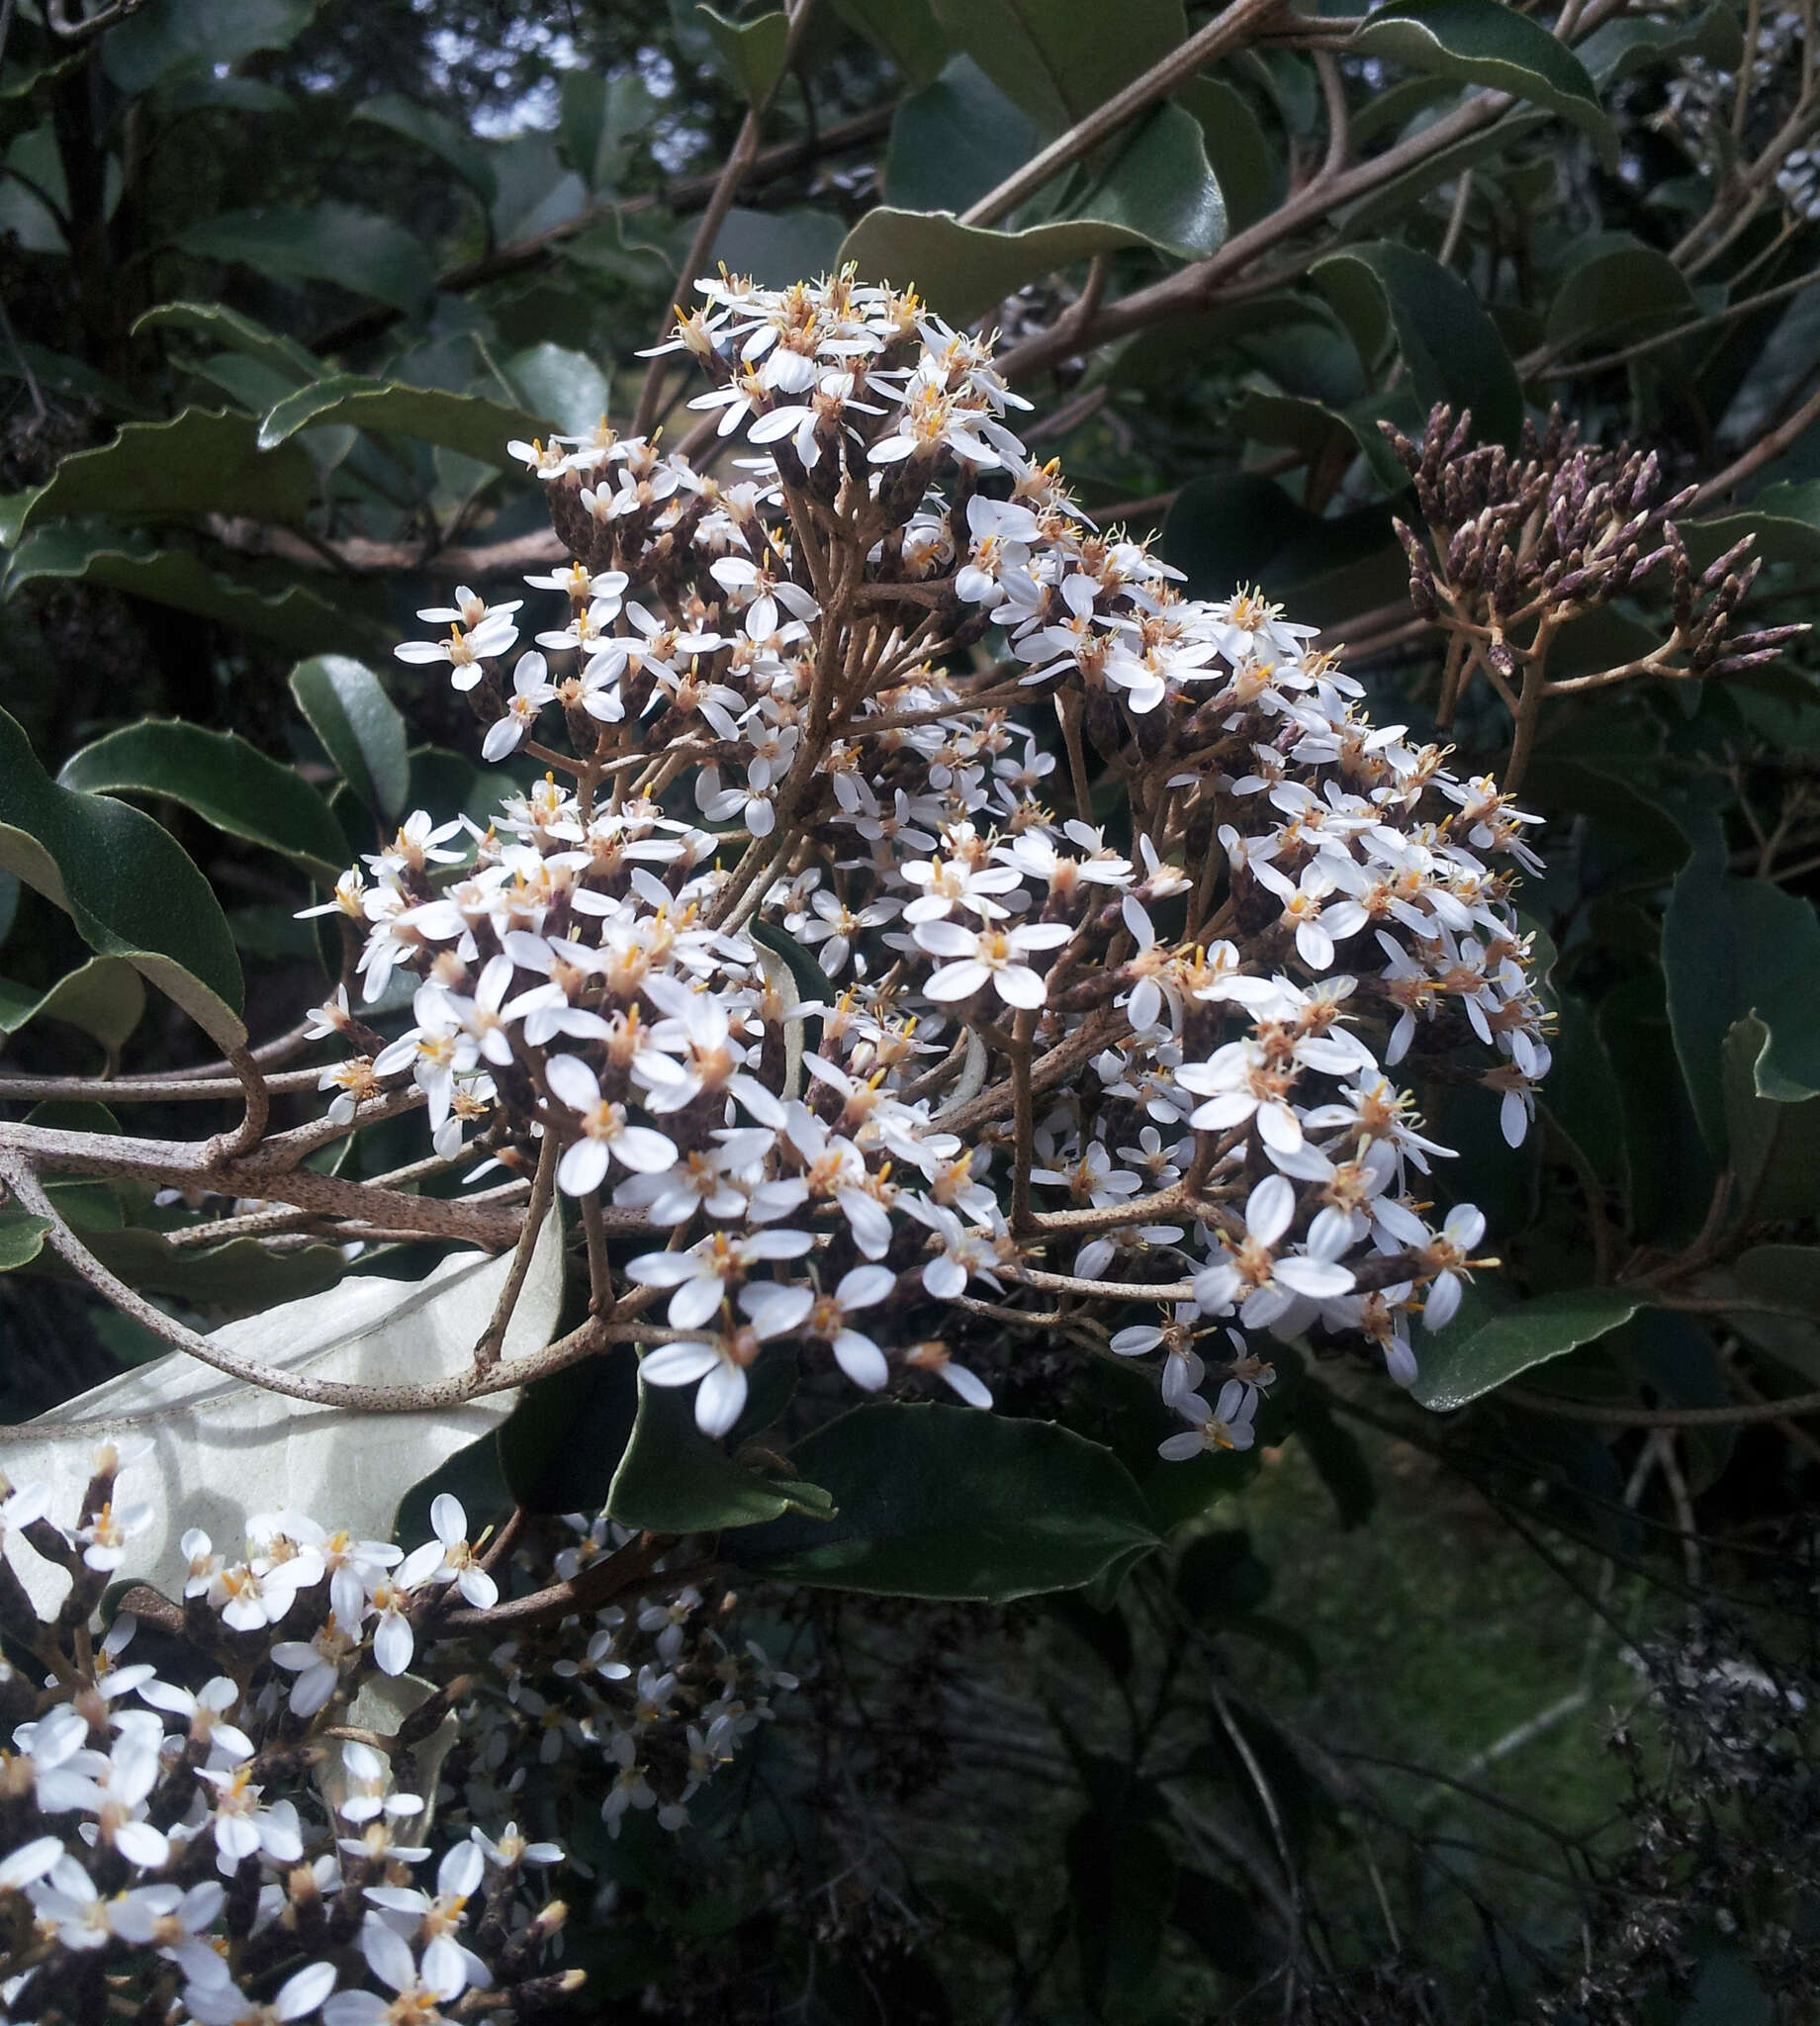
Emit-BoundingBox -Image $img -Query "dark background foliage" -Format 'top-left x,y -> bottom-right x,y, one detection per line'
0,0 -> 1817,2018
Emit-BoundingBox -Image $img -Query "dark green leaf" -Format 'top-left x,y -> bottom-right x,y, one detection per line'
503,343 -> 611,438
1682,480 -> 1820,571
1293,1387 -> 1376,1527
256,376 -> 541,463
0,957 -> 146,1054
0,1216 -> 50,1272
1723,1017 -> 1820,1224
607,1374 -> 834,1532
57,720 -> 348,880
1578,3 -> 1742,84
728,1403 -> 1159,1599
1176,75 -> 1277,231
828,0 -> 947,88
104,0 -> 313,93
1312,240 -> 1523,446
1071,103 -> 1226,261
697,6 -> 789,106
713,208 -> 849,291
29,1227 -> 346,1313
0,408 -> 314,545
1355,0 -> 1615,162
1665,837 -> 1820,1151
174,205 -> 435,317
0,708 -> 243,1050
290,657 -> 410,823
928,0 -> 1185,132
841,209 -> 1155,323
1,527 -> 372,658
882,55 -> 1044,216
557,71 -> 661,189
1545,234 -> 1696,353
1160,474 -> 1406,628
1410,1287 -> 1641,1410
353,94 -> 499,203
1543,991 -> 1630,1193
1175,1527 -> 1273,1616
1067,1791 -> 1174,2011
133,301 -> 318,387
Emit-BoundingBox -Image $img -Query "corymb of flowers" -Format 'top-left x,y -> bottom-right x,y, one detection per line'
318,265 -> 1550,1451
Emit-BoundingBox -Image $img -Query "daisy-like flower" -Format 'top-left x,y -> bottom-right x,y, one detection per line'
481,651 -> 558,762
395,607 -> 519,691
543,1054 -> 680,1194
1191,1173 -> 1354,1330
398,1494 -> 499,1610
912,918 -> 1071,1008
1157,1379 -> 1259,1461
638,1280 -> 812,1437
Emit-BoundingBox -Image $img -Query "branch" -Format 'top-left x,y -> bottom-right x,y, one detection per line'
631,0 -> 823,436
1690,375 -> 1820,510
1500,1382 -> 1820,1427
958,0 -> 1288,229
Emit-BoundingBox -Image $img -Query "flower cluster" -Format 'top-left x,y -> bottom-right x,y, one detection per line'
305,266 -> 1552,1457
0,1442 -> 788,2024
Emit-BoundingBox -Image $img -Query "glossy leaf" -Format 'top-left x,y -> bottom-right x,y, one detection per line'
928,0 -> 1184,132
1072,103 -> 1226,261
607,1372 -> 834,1533
103,0 -> 313,93
1578,3 -> 1742,84
1160,474 -> 1406,627
1544,991 -> 1630,1192
132,300 -> 321,382
728,1404 -> 1159,1599
713,207 -> 849,290
0,707 -> 243,1050
38,1228 -> 348,1311
353,93 -> 499,203
1410,1287 -> 1641,1410
1312,240 -> 1523,446
0,1221 -> 563,1621
1722,1018 -> 1820,1224
1355,0 -> 1615,162
1176,75 -> 1276,231
697,5 -> 789,105
0,408 -> 315,545
504,342 -> 611,437
1545,235 -> 1696,353
0,526 -> 371,658
0,1216 -> 50,1272
256,375 -> 540,464
174,204 -> 436,316
1681,480 -> 1820,571
1664,835 -> 1820,1151
882,56 -> 1044,216
57,720 -> 349,879
828,0 -> 948,88
0,957 -> 146,1054
290,656 -> 410,822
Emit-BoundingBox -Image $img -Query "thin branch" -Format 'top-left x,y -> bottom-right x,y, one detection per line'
471,1134 -> 557,1373
960,0 -> 1289,229
1690,375 -> 1820,509
631,0 -> 823,436
1501,1382 -> 1820,1427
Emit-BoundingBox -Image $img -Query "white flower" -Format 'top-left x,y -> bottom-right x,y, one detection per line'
544,1055 -> 680,1194
481,651 -> 557,762
638,1282 -> 811,1438
1158,1380 -> 1259,1461
398,1495 -> 500,1610
913,918 -> 1071,1009
1191,1174 -> 1354,1330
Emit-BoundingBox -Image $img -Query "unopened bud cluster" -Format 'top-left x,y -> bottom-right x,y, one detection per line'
1387,404 -> 1802,699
